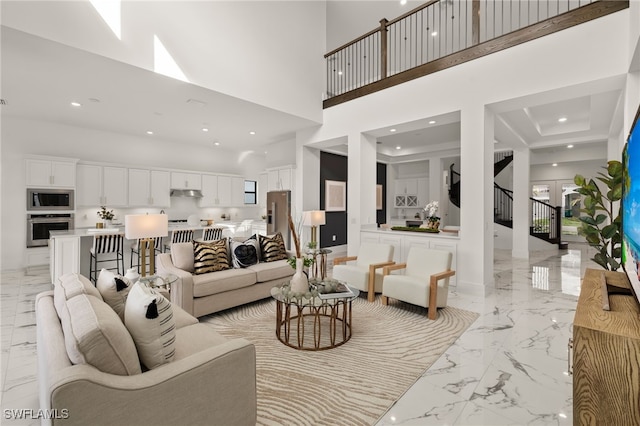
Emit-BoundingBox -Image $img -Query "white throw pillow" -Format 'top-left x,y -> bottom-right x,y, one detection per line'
96,269 -> 132,321
124,281 -> 176,370
54,273 -> 103,319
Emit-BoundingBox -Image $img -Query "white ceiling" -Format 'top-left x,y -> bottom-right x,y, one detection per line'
1,22 -> 625,163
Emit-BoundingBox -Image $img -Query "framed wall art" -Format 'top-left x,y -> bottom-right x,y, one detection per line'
325,180 -> 346,212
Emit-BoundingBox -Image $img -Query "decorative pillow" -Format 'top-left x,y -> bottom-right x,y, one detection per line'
124,282 -> 176,370
96,269 -> 133,321
171,242 -> 195,273
193,239 -> 230,274
259,232 -> 288,262
59,293 -> 141,376
54,273 -> 103,319
230,236 -> 260,268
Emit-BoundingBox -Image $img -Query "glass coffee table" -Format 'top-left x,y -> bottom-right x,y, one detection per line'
270,280 -> 359,351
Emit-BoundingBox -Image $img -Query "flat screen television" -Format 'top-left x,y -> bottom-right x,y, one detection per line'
622,103 -> 640,308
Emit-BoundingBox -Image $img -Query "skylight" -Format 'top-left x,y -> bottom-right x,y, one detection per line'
154,35 -> 188,83
90,0 -> 121,40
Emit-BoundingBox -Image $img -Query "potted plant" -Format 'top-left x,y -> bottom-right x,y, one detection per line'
574,160 -> 622,271
97,206 -> 115,228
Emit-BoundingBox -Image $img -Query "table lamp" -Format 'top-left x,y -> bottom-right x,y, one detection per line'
303,210 -> 325,248
125,213 -> 168,277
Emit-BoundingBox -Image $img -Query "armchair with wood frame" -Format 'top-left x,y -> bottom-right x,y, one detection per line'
381,247 -> 455,320
332,243 -> 395,302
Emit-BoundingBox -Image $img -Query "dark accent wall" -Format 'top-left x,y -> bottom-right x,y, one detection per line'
319,151 -> 387,248
320,152 -> 348,248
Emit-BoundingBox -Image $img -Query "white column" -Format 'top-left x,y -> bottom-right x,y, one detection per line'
347,132 -> 377,255
512,148 -> 530,259
459,103 -> 494,292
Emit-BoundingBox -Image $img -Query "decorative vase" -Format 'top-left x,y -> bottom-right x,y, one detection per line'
103,219 -> 112,228
290,258 -> 309,293
427,219 -> 440,230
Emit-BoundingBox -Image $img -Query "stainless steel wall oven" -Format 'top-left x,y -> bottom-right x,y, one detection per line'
27,214 -> 74,248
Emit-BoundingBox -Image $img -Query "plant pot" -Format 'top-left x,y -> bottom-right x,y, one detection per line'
290,258 -> 309,293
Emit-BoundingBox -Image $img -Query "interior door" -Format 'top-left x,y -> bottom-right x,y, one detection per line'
532,180 -> 581,240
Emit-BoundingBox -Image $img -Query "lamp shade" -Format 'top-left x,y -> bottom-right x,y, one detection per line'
125,214 -> 168,240
303,210 -> 326,227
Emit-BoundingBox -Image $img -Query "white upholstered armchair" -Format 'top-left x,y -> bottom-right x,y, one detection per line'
381,247 -> 455,320
332,243 -> 395,302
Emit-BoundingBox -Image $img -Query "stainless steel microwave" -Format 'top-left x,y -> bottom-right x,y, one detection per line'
27,188 -> 74,211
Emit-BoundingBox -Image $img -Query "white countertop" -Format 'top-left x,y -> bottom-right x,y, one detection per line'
361,226 -> 459,240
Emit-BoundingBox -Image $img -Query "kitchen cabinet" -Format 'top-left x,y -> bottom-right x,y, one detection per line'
25,158 -> 76,188
128,169 -> 170,207
394,178 -> 424,207
76,164 -> 128,207
258,173 -> 268,207
201,175 -> 245,207
171,172 -> 201,190
267,167 -> 293,191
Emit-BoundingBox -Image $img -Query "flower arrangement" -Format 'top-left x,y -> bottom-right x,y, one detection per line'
287,214 -> 313,269
423,201 -> 440,223
97,206 -> 115,221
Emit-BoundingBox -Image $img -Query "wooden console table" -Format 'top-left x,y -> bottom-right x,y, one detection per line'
572,268 -> 640,425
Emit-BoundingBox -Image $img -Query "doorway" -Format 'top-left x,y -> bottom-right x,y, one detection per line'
531,180 -> 581,241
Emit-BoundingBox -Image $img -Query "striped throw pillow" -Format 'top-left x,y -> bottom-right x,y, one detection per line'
193,239 -> 230,274
259,232 -> 288,262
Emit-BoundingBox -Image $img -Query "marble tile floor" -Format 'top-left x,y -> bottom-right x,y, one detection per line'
0,244 -> 600,425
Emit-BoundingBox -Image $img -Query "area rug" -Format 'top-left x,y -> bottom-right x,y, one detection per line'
201,296 -> 479,426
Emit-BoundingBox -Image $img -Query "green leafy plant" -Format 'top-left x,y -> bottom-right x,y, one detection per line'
97,206 -> 114,220
574,160 -> 622,271
287,256 -> 313,269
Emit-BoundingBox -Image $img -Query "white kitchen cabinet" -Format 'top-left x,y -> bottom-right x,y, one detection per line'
231,177 -> 245,206
170,172 -> 201,190
26,158 -> 76,188
394,178 -> 421,207
379,234 -> 403,264
128,169 -> 170,207
76,164 -> 128,207
267,167 -> 293,191
417,177 -> 429,207
49,234 -> 80,283
200,174 -> 220,207
217,175 -> 232,206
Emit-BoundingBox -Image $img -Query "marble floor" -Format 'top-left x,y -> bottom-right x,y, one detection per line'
0,244 -> 599,425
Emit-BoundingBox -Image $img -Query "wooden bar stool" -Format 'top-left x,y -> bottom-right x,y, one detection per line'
89,233 -> 125,284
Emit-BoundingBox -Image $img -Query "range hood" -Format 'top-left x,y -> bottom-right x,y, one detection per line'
170,189 -> 203,198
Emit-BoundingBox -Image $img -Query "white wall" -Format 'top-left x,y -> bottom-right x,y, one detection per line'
1,1 -> 326,123
1,117 -> 266,270
300,9 -> 631,292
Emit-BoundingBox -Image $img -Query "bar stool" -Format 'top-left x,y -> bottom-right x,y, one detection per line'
130,236 -> 163,273
202,227 -> 224,242
164,229 -> 195,252
89,233 -> 125,284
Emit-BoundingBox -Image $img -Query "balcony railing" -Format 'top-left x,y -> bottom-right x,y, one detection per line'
324,0 -> 628,108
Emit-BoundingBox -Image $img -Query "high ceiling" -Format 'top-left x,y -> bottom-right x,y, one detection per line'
1,20 -> 624,163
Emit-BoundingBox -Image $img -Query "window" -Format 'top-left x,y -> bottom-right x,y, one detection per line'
244,180 -> 257,204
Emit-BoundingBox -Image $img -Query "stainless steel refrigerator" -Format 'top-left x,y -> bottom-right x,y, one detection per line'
266,190 -> 291,249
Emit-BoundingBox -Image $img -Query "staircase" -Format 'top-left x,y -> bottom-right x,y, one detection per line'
449,152 -> 568,249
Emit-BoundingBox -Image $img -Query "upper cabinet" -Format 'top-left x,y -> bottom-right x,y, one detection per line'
171,172 -> 201,190
200,174 -> 246,207
258,172 -> 268,207
25,158 -> 77,188
267,167 -> 294,192
76,164 -> 128,207
128,169 -> 170,207
394,178 -> 425,208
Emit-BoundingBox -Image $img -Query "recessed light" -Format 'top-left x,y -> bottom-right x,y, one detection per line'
431,31 -> 438,37
390,128 -> 396,132
567,144 -> 574,148
88,98 -> 100,103
552,163 -> 558,167
338,71 -> 343,76
70,102 -> 81,107
202,128 -> 209,132
249,131 -> 256,135
400,0 -> 407,5
429,120 -> 436,124
395,146 -> 401,150
146,131 -> 154,135
214,142 -> 220,146
558,117 -> 568,123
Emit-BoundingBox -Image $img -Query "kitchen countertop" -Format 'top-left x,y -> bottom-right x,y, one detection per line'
361,226 -> 459,240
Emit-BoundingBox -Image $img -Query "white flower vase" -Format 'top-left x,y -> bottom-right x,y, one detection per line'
290,258 -> 309,293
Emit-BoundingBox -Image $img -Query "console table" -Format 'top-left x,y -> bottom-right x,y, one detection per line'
572,268 -> 640,425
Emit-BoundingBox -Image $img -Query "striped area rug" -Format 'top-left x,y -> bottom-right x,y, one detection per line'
201,295 -> 478,426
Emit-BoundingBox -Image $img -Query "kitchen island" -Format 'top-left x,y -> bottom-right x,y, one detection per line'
49,220 -> 266,283
361,226 -> 459,287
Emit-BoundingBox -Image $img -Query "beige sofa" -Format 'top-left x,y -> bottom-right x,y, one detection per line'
36,273 -> 256,426
157,241 -> 294,317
